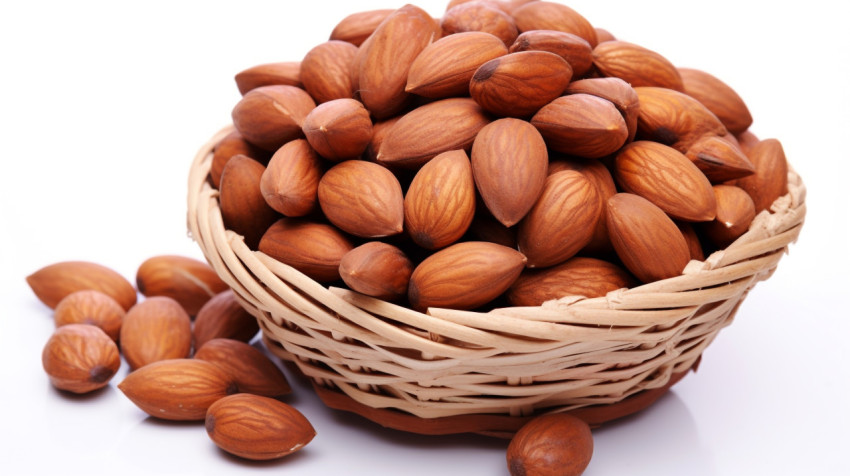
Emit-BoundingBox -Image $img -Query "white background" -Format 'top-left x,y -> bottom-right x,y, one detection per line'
1,1 -> 848,475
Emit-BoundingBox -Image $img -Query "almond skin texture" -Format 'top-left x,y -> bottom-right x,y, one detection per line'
404,149 -> 476,249
260,139 -> 323,217
120,297 -> 192,370
677,221 -> 706,261
219,154 -> 281,250
507,413 -> 593,476
234,61 -> 302,96
733,138 -> 789,213
685,134 -> 755,183
211,130 -> 268,189
26,261 -> 137,311
318,160 -> 404,238
565,77 -> 640,142
231,85 -> 316,151
302,98 -> 372,161
408,241 -> 527,311
357,4 -> 439,119
606,193 -> 691,283
509,29 -> 593,77
195,338 -> 291,398
614,141 -> 716,222
441,2 -> 519,46
193,290 -> 260,349
678,67 -> 753,134
471,118 -> 548,227
634,86 -> 727,153
507,257 -> 636,306
377,97 -> 491,169
258,218 -> 355,283
42,324 -> 120,394
406,31 -> 508,98
531,94 -> 628,158
330,9 -> 394,46
54,290 -> 125,342
339,242 -> 414,301
512,1 -> 597,47
300,41 -> 359,104
206,393 -> 315,461
592,40 -> 684,91
470,50 -> 572,118
136,255 -> 228,316
118,359 -> 237,421
702,185 -> 757,248
518,170 -> 602,268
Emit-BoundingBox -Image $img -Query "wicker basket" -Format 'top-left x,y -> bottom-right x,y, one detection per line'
187,125 -> 806,437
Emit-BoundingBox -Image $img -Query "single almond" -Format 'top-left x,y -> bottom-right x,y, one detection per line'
678,67 -> 753,134
684,134 -> 755,183
733,138 -> 789,213
210,130 -> 269,189
231,85 -> 316,151
339,241 -> 414,301
592,40 -> 684,91
595,27 -> 616,43
634,86 -> 727,153
120,296 -> 193,370
509,29 -> 593,77
512,1 -> 598,47
300,41 -> 359,104
441,2 -> 519,46
565,77 -> 639,142
260,139 -> 323,217
258,218 -> 355,283
219,155 -> 281,250
54,290 -> 125,342
195,338 -> 291,398
234,61 -> 302,96
136,255 -> 228,316
118,358 -> 237,421
329,9 -> 394,47
301,98 -> 373,161
530,94 -> 628,158
42,324 -> 120,394
506,257 -> 636,306
735,130 -> 760,156
676,221 -> 705,261
701,185 -> 757,248
26,261 -> 137,311
193,290 -> 260,349
365,116 -> 402,162
206,393 -> 315,460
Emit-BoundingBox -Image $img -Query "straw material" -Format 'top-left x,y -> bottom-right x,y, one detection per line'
188,125 -> 806,434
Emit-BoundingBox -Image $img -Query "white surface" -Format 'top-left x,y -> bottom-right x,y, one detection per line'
1,1 -> 848,475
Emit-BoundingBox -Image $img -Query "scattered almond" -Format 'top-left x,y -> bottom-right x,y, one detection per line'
53,290 -> 124,342
136,255 -> 229,316
193,290 -> 260,349
42,324 -> 120,394
26,261 -> 137,311
195,338 -> 291,398
120,296 -> 193,370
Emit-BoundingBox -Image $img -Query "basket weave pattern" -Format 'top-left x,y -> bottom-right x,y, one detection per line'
188,126 -> 806,434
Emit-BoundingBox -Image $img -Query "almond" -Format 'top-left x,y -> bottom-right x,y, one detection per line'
54,290 -> 125,342
595,27 -> 616,43
677,221 -> 705,261
219,155 -> 280,250
260,139 -> 323,217
471,118 -> 548,226
517,170 -> 602,268
530,94 -> 628,158
26,261 -> 137,311
234,61 -> 302,95
135,255 -> 228,316
318,160 -> 404,238
614,141 -> 716,222
329,9 -> 394,46
193,290 -> 260,349
195,338 -> 291,398
506,257 -> 636,306
735,129 -> 760,156
684,134 -> 755,183
301,98 -> 372,161
406,31 -> 508,98
339,241 -> 414,301
258,218 -> 355,283
377,97 -> 491,169
512,1 -> 598,47
300,41 -> 358,104
634,86 -> 727,153
408,241 -> 526,311
231,85 -> 316,151
118,358 -> 237,421
701,185 -> 756,248
606,193 -> 691,283
42,324 -> 120,394
733,138 -> 789,213
565,77 -> 640,142
441,2 -> 519,46
678,67 -> 753,134
206,393 -> 315,460
365,116 -> 402,162
509,29 -> 593,77
470,50 -> 572,118
507,413 -> 594,476
211,130 -> 269,189
120,296 -> 192,370
592,40 -> 684,91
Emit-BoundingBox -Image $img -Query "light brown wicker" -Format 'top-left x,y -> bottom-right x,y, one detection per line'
187,125 -> 806,437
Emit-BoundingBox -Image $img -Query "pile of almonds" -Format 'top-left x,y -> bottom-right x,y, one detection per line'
216,0 -> 789,314
27,256 -> 315,461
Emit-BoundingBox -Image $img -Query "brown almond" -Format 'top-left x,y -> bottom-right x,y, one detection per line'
565,77 -> 639,142
507,413 -> 594,476
471,118 -> 548,227
219,155 -> 280,250
302,98 -> 373,161
702,185 -> 757,248
258,218 -> 355,283
339,241 -> 414,301
231,85 -> 316,151
211,130 -> 269,189
54,290 -> 124,342
234,62 -> 302,96
684,134 -> 755,183
195,338 -> 291,398
614,141 -> 716,222
606,193 -> 691,283
193,290 -> 260,349
510,29 -> 593,77
260,139 -> 323,217
120,296 -> 193,370
733,138 -> 789,213
735,130 -> 760,156
517,170 -> 602,268
408,241 -> 526,311
365,116 -> 402,162
300,41 -> 359,104
592,40 -> 684,91
678,67 -> 753,134
530,94 -> 628,158
26,261 -> 137,311
329,9 -> 394,46
512,1 -> 597,47
470,50 -> 572,118
676,221 -> 705,261
406,31 -> 508,98
42,324 -> 120,394
634,86 -> 727,153
136,255 -> 228,316
118,358 -> 237,421
441,2 -> 519,46
206,393 -> 315,460
506,257 -> 636,306
595,27 -> 616,43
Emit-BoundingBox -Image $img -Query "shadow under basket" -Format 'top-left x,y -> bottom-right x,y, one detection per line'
187,126 -> 806,438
